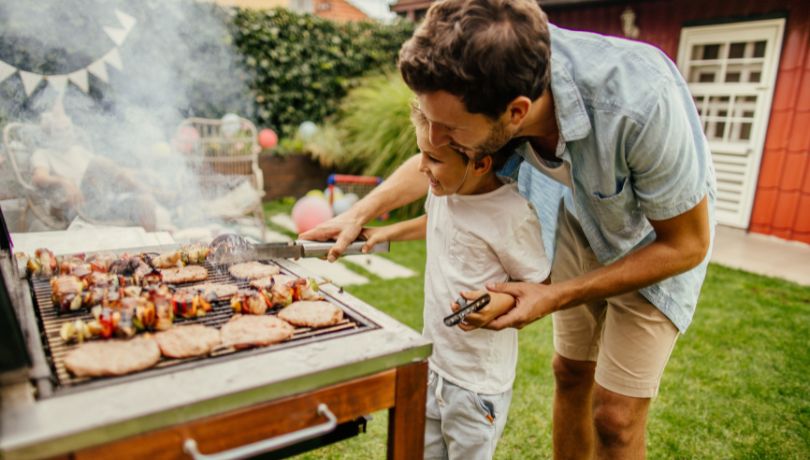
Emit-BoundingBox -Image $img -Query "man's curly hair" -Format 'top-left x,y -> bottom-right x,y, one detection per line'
399,0 -> 551,120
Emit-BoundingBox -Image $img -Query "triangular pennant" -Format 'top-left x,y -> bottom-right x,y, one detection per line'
68,69 -> 89,93
47,75 -> 68,94
87,59 -> 109,83
19,70 -> 43,96
103,48 -> 123,71
115,9 -> 136,33
0,60 -> 16,83
104,26 -> 127,46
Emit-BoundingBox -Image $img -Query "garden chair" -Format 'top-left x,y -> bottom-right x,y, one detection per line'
176,116 -> 266,240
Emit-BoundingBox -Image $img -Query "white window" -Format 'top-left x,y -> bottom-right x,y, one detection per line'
677,19 -> 785,228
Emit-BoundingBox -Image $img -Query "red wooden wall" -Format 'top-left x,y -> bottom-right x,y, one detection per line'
545,0 -> 810,244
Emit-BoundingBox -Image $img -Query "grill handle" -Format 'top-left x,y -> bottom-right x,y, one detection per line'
183,403 -> 337,460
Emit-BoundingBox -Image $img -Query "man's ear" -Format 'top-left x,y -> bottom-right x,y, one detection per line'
471,155 -> 494,176
506,96 -> 532,126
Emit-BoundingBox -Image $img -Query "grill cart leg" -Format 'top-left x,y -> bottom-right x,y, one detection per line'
387,360 -> 428,460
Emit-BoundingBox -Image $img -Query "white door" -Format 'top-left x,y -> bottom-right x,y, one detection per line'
677,19 -> 785,227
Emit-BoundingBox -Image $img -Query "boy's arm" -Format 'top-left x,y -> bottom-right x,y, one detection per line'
360,214 -> 427,253
456,277 -> 549,331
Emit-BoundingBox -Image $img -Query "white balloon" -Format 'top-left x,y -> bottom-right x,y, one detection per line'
221,113 -> 241,137
298,121 -> 318,141
343,193 -> 359,206
332,196 -> 355,215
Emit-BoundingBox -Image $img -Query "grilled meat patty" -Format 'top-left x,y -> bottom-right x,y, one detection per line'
220,314 -> 294,349
228,262 -> 280,280
64,337 -> 161,377
278,301 -> 343,328
160,265 -> 208,284
155,325 -> 221,358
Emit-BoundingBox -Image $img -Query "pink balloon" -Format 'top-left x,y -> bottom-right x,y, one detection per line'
174,126 -> 200,153
258,128 -> 278,149
291,196 -> 334,234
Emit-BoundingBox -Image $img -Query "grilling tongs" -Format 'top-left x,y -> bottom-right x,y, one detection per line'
208,233 -> 390,265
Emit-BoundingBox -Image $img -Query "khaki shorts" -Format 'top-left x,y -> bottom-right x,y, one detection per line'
551,205 -> 679,398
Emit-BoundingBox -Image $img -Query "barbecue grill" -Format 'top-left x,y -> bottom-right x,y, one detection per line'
0,213 -> 431,459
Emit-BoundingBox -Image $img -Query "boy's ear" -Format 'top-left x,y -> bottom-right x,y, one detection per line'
471,155 -> 494,176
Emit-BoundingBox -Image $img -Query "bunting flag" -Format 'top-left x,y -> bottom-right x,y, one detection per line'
103,49 -> 123,71
0,61 -> 15,83
116,10 -> 136,33
19,70 -> 43,96
68,69 -> 89,93
87,59 -> 109,83
0,8 -> 136,98
103,25 -> 128,46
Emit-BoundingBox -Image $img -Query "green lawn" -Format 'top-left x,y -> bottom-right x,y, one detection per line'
266,205 -> 810,459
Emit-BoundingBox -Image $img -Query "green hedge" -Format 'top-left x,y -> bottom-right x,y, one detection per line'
231,8 -> 414,137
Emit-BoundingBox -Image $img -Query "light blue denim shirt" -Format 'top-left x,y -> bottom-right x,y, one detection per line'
511,25 -> 717,332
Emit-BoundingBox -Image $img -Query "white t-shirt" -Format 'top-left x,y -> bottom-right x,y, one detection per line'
423,182 -> 550,394
30,145 -> 92,186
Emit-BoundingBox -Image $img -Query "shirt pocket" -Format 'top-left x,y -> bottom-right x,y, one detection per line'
449,229 -> 490,275
587,176 -> 643,238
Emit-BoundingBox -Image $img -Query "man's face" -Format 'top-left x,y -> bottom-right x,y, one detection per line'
416,91 -> 513,157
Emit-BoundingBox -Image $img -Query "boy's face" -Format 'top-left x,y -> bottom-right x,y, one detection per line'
416,91 -> 514,158
416,128 -> 473,196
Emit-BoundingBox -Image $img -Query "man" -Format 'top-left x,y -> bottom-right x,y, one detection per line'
301,0 -> 715,458
30,109 -> 161,231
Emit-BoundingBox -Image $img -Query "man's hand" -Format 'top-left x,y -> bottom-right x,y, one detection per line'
483,282 -> 559,330
453,290 -> 515,332
299,213 -> 365,262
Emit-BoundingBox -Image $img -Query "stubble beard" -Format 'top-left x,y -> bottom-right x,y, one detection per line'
476,119 -> 512,157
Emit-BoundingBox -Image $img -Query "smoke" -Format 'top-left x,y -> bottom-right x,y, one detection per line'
0,0 -> 264,240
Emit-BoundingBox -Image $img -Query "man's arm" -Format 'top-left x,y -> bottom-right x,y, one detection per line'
484,196 -> 711,330
299,154 -> 428,261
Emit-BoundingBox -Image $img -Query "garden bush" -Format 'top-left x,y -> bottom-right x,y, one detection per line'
231,8 -> 414,137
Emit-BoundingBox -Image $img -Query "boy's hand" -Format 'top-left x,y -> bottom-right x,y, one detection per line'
451,290 -> 516,331
359,226 -> 391,253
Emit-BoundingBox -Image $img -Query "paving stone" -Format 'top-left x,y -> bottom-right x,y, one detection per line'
293,257 -> 369,286
269,214 -> 297,233
343,254 -> 416,279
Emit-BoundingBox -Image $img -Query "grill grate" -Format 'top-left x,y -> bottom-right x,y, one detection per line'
29,259 -> 378,394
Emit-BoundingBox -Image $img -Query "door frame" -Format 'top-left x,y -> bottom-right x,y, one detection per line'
676,18 -> 785,228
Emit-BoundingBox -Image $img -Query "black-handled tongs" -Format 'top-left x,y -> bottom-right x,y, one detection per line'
443,293 -> 491,327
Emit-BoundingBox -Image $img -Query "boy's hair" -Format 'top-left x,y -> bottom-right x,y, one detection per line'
399,0 -> 551,120
410,100 -> 512,171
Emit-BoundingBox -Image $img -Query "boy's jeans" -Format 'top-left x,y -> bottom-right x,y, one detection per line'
424,370 -> 513,460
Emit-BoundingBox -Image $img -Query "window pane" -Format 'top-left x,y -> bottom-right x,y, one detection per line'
714,122 -> 726,139
702,44 -> 721,60
738,122 -> 752,140
725,72 -> 741,83
728,42 -> 746,59
689,64 -> 721,83
753,40 -> 767,58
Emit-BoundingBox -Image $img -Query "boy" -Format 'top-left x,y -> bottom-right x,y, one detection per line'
360,106 -> 550,459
